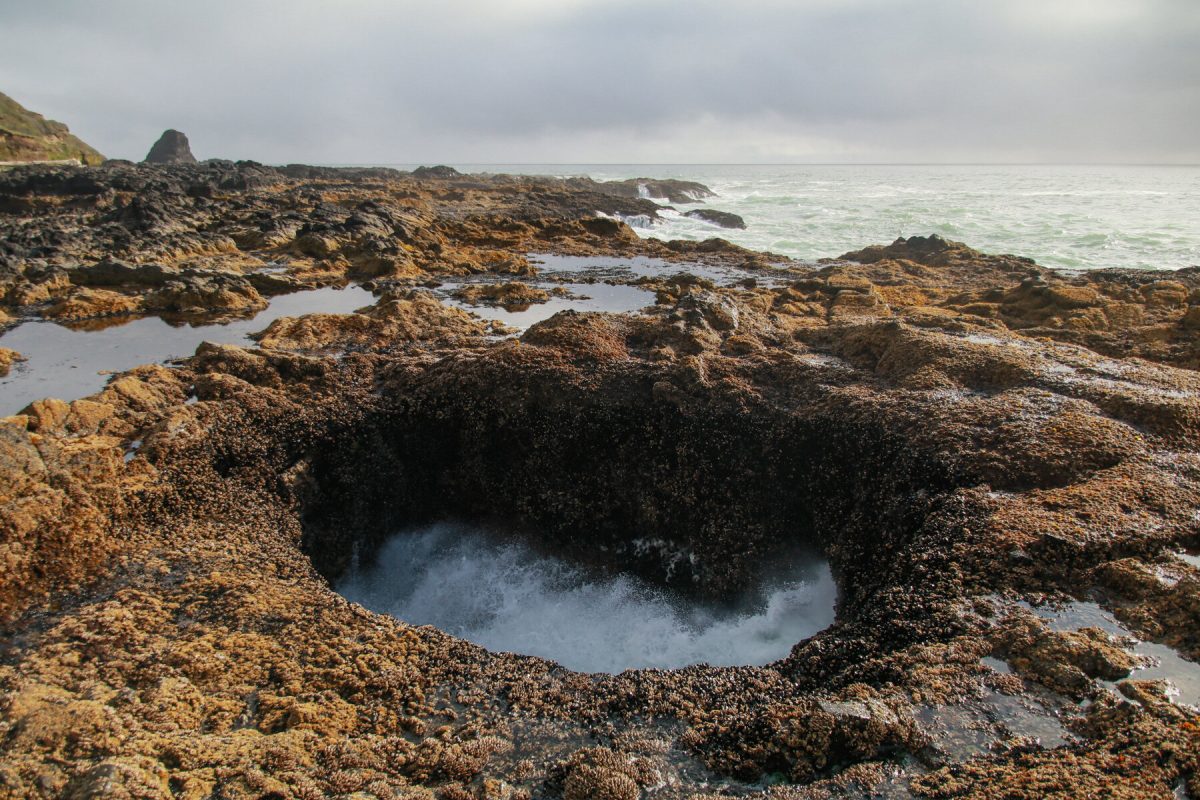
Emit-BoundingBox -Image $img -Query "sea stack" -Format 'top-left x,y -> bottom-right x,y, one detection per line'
143,129 -> 196,164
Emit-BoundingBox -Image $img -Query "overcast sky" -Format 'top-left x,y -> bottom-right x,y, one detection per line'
1,0 -> 1197,164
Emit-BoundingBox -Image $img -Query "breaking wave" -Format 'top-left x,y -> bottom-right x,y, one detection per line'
550,164 -> 1200,271
337,523 -> 837,673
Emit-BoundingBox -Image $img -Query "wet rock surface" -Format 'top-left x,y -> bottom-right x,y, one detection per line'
0,163 -> 1199,799
585,177 -> 717,204
450,281 -> 554,310
0,346 -> 20,376
684,208 -> 747,229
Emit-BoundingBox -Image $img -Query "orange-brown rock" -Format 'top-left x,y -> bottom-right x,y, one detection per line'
450,281 -> 551,310
994,616 -> 1140,697
836,235 -> 1200,368
0,346 -> 20,376
142,274 -> 267,318
1,165 -> 1198,799
252,289 -> 500,351
41,287 -> 141,321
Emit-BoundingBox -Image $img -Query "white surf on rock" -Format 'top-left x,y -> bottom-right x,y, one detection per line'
337,522 -> 837,673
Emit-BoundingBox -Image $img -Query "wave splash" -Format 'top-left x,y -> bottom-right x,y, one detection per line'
337,523 -> 837,673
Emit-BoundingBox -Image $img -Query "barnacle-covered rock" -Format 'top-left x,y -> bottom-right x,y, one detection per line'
1,165 -> 1198,799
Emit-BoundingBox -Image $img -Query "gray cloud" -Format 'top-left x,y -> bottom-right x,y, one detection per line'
1,0 -> 1196,163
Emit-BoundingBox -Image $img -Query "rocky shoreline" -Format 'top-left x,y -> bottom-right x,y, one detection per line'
1,161 -> 1198,799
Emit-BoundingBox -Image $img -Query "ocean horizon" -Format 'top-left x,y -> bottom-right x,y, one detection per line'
314,163 -> 1199,272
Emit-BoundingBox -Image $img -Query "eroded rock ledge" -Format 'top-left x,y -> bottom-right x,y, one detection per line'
0,163 -> 1198,799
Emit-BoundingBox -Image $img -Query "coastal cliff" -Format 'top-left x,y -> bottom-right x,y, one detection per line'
0,91 -> 104,166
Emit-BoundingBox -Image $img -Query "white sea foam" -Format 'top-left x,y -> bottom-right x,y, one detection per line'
453,164 -> 1200,271
616,213 -> 656,229
336,522 -> 837,673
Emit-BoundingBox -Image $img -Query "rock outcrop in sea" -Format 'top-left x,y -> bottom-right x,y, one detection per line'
411,164 -> 460,179
684,207 -> 747,228
142,129 -> 197,164
0,160 -> 1198,799
576,176 -> 716,204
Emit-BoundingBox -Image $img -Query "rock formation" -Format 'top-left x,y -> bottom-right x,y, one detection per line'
411,164 -> 460,179
451,281 -> 552,310
684,207 -> 747,228
0,346 -> 21,376
142,129 -> 196,164
585,176 -> 716,204
0,161 -> 1197,799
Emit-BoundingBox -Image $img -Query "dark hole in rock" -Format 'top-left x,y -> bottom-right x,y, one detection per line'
296,363 -> 964,672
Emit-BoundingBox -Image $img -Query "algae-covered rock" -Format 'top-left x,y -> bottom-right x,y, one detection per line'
451,281 -> 551,310
0,346 -> 21,376
684,208 -> 747,229
0,91 -> 104,165
1,163 -> 1199,799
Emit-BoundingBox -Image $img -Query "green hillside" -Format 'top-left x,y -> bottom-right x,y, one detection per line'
0,91 -> 104,165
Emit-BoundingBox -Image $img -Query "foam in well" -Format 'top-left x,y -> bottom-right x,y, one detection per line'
337,522 -> 837,673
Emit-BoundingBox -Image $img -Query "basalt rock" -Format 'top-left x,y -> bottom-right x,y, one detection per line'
588,177 -> 716,204
0,346 -> 20,376
142,129 -> 196,164
451,281 -> 552,310
252,288 -> 500,351
684,208 -> 747,229
0,168 -> 1198,799
41,287 -> 141,321
411,164 -> 460,179
141,272 -> 267,318
0,161 -> 721,325
71,259 -> 175,287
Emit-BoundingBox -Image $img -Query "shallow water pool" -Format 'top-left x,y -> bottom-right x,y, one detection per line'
0,285 -> 375,415
439,280 -> 656,332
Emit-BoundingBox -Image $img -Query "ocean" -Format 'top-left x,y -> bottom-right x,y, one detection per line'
439,164 -> 1200,272
337,522 -> 836,673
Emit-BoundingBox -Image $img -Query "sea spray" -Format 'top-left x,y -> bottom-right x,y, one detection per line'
451,163 -> 1200,271
337,522 -> 837,673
